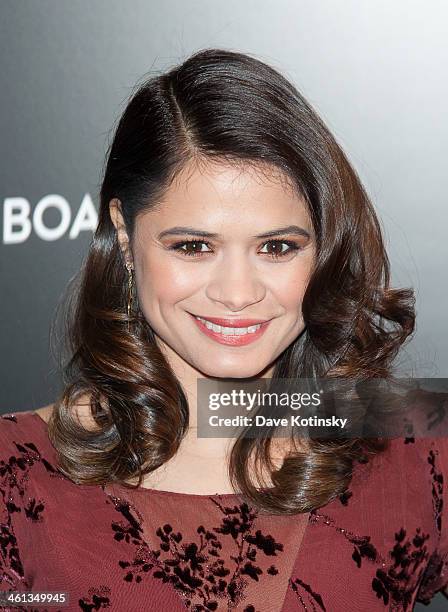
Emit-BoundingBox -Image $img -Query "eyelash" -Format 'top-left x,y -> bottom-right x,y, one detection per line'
169,238 -> 302,259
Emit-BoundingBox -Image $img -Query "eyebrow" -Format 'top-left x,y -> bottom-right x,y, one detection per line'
157,225 -> 311,240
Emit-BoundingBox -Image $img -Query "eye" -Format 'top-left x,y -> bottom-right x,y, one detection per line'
259,240 -> 301,259
170,239 -> 213,257
168,238 -> 302,259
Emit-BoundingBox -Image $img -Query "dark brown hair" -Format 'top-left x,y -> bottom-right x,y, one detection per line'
48,48 -> 415,514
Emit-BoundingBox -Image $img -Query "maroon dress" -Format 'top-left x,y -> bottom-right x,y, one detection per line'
0,410 -> 447,611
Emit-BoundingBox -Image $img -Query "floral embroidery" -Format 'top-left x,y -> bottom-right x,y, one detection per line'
105,491 -> 284,611
0,416 -> 61,609
309,510 -> 386,567
290,576 -> 326,611
428,447 -> 444,535
1,413 -> 447,610
416,441 -> 448,603
1,416 -> 113,612
78,585 -> 112,611
309,509 -> 432,611
416,547 -> 448,604
371,527 -> 430,610
0,517 -> 25,590
0,416 -> 56,591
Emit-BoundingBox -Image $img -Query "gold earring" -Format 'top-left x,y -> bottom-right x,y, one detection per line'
126,263 -> 134,330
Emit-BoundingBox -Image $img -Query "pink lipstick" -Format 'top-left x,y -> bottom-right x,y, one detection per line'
190,313 -> 271,346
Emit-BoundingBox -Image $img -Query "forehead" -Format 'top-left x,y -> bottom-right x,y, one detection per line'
138,159 -> 312,232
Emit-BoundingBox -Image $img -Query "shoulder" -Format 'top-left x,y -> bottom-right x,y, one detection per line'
0,408 -> 56,468
0,395 -> 101,462
0,409 -> 58,506
0,409 -> 41,442
23,394 -> 100,431
1,401 -> 57,430
34,403 -> 55,424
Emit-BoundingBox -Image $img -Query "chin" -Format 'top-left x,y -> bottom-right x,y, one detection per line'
195,361 -> 266,380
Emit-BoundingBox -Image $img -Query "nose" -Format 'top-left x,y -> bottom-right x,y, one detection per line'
205,253 -> 266,312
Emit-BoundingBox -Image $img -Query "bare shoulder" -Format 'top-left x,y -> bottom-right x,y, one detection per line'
34,403 -> 55,424
35,393 -> 99,429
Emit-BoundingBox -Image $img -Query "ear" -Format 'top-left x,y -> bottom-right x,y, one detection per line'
109,198 -> 134,269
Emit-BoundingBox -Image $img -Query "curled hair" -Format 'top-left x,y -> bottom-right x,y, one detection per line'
48,48 -> 415,514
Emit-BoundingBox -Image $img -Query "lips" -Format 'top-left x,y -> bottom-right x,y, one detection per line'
190,315 -> 270,328
189,313 -> 271,346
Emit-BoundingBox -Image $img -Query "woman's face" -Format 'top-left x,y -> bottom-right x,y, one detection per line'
111,160 -> 316,380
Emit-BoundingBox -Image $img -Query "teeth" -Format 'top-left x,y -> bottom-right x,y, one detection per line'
195,316 -> 262,335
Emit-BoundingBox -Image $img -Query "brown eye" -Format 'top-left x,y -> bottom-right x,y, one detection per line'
184,241 -> 202,254
169,238 -> 301,259
170,240 -> 213,257
259,240 -> 300,259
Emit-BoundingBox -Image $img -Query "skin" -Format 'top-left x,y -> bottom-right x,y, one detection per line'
37,158 -> 317,494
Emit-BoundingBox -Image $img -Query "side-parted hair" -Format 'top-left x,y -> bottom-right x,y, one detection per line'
49,48 -> 415,514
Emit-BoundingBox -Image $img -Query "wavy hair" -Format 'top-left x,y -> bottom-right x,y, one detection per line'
48,48 -> 416,514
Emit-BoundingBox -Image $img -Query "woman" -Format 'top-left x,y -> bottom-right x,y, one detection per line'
0,48 -> 447,611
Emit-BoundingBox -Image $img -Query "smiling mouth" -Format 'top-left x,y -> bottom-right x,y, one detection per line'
189,313 -> 271,345
195,316 -> 263,334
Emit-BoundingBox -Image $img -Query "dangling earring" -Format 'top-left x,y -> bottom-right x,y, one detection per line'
125,262 -> 134,331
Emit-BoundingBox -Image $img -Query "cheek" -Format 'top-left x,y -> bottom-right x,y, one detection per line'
138,256 -> 202,303
271,267 -> 310,309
